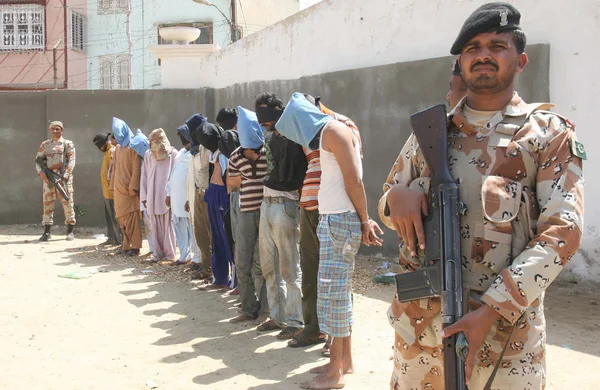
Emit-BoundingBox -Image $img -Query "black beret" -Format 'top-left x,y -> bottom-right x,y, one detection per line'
450,2 -> 521,55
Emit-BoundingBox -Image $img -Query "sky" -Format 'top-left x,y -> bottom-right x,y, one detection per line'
300,0 -> 322,10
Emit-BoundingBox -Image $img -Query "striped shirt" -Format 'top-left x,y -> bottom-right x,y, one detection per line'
228,146 -> 267,212
299,104 -> 362,211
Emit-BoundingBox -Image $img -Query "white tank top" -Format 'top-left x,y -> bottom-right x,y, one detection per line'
318,126 -> 362,214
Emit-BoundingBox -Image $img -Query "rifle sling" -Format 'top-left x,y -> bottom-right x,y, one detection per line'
482,312 -> 526,390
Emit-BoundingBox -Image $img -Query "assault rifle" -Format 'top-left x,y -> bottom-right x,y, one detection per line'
36,156 -> 70,202
394,104 -> 468,390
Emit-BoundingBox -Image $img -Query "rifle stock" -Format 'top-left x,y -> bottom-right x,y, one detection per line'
394,104 -> 467,390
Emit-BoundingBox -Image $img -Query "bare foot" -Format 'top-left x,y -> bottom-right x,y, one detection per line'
309,362 -> 354,375
229,313 -> 256,324
300,368 -> 345,389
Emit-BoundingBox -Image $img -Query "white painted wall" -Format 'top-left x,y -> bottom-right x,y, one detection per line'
173,0 -> 600,281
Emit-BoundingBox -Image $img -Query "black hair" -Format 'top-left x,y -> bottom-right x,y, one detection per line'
255,92 -> 284,110
216,107 -> 237,125
511,30 -> 526,54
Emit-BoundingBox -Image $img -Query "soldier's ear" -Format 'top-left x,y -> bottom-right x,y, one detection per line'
516,53 -> 528,74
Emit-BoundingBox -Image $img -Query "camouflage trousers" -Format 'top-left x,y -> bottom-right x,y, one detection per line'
389,293 -> 546,390
42,180 -> 75,225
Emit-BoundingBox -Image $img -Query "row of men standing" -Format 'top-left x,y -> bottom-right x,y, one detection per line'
90,92 -> 382,390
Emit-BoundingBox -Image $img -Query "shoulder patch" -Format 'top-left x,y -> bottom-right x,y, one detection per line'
570,139 -> 587,160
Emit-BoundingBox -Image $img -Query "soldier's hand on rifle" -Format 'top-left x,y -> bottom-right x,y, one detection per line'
39,172 -> 49,184
361,219 -> 384,247
185,201 -> 190,212
441,304 -> 502,385
165,196 -> 171,208
387,185 -> 429,257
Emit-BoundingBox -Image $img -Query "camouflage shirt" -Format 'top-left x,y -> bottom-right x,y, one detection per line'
35,137 -> 76,180
378,93 -> 585,325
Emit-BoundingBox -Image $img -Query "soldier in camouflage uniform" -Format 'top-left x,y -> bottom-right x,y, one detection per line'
35,121 -> 76,241
379,3 -> 585,389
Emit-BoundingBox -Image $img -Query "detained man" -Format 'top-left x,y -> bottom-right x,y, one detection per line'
92,132 -> 122,246
167,125 -> 200,266
111,118 -> 142,256
130,129 -> 156,258
217,108 -> 241,296
185,114 -> 213,281
192,121 -> 235,291
228,107 -> 270,325
277,93 -> 383,390
140,129 -> 177,262
255,93 -> 308,339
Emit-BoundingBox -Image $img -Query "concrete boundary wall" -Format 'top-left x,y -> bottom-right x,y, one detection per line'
0,45 -> 549,258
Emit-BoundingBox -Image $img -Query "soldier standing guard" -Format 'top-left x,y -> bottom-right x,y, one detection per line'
35,121 -> 76,242
380,3 -> 585,389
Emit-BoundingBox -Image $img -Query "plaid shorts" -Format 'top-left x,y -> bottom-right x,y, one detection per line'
316,212 -> 362,338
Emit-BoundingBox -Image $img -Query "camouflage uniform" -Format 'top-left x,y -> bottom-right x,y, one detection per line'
378,93 -> 585,390
36,137 -> 76,225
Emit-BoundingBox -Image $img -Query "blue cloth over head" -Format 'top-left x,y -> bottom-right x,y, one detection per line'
237,106 -> 264,149
112,117 -> 134,147
131,129 -> 149,158
275,92 -> 332,149
177,124 -> 191,143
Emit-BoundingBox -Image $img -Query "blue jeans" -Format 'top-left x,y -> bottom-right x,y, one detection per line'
236,209 -> 269,318
259,198 -> 303,328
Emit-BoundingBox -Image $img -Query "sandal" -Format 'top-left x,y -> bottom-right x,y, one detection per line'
321,339 -> 332,357
256,319 -> 281,332
288,331 -> 327,348
198,284 -> 228,292
172,259 -> 192,266
277,327 -> 303,340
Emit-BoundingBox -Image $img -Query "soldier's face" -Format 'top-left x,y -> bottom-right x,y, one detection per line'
459,32 -> 528,95
50,125 -> 63,140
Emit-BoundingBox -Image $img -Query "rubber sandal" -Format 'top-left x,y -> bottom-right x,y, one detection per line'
277,327 -> 303,340
256,319 -> 280,332
288,332 -> 327,348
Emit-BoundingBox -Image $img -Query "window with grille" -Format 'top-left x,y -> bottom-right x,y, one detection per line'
157,22 -> 213,45
100,54 -> 129,89
70,11 -> 85,52
118,57 -> 130,89
98,0 -> 129,15
0,4 -> 45,51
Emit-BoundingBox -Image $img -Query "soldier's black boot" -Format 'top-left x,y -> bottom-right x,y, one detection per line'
66,224 -> 75,241
39,225 -> 52,242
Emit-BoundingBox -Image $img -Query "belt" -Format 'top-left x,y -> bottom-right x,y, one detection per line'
263,196 -> 297,204
230,187 -> 240,193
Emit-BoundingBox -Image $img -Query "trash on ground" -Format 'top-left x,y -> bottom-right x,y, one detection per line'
373,272 -> 396,285
58,271 -> 93,279
141,270 -> 154,274
93,234 -> 107,240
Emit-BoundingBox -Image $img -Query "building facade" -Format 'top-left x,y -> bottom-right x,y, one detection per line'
0,0 -> 88,90
86,0 -> 299,90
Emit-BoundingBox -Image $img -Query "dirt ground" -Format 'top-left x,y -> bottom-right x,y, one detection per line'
1,225 -> 599,390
